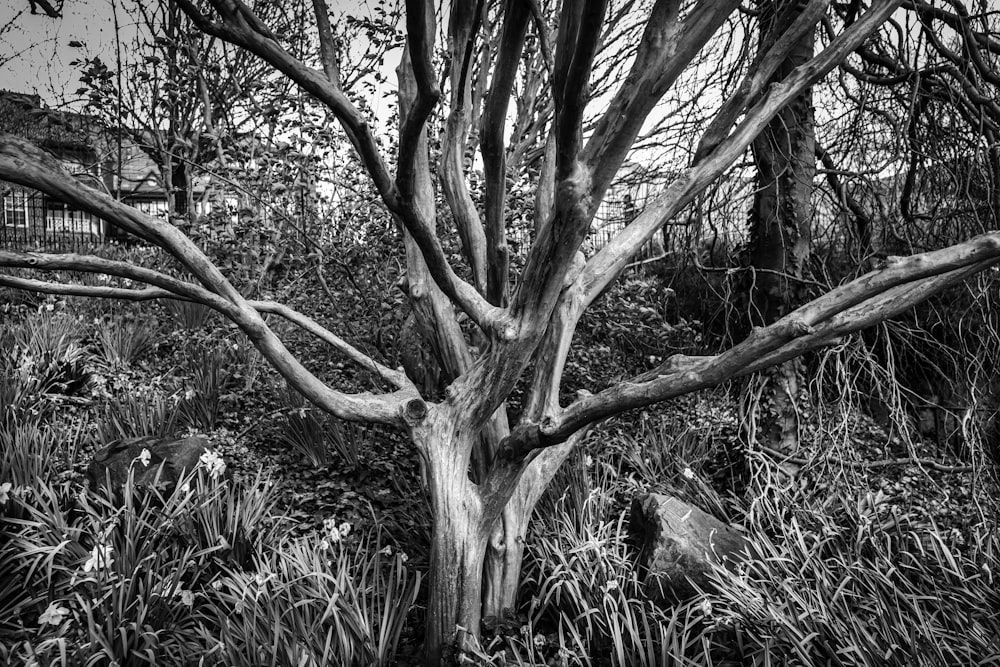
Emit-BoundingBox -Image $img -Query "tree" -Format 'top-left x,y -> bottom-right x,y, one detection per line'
2,0 -> 1000,662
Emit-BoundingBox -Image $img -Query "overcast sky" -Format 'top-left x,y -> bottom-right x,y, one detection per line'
0,0 -> 125,105
0,0 -> 383,107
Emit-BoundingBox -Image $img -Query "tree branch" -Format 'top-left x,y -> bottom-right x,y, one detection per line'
502,243 -> 1000,457
0,226 -> 411,432
397,0 -> 441,199
440,0 -> 489,294
174,0 -> 397,206
312,0 -> 342,87
577,0 -> 902,309
694,0 -> 829,163
552,0 -> 609,179
0,271 -> 412,392
175,0 -> 500,335
584,0 -> 740,203
481,0 -> 531,306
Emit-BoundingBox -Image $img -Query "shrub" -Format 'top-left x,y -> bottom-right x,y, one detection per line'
92,316 -> 157,369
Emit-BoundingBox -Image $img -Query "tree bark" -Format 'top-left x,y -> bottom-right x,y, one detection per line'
746,0 -> 817,457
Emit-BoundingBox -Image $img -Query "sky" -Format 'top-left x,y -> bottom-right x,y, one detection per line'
0,0 -> 125,105
0,0 -> 384,107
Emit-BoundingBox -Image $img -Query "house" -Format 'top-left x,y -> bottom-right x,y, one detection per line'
0,90 -> 237,246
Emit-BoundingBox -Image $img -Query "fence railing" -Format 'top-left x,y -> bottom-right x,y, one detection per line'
4,181 -> 673,261
1,189 -> 131,253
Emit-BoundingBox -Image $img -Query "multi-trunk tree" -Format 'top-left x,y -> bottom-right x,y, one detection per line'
2,1 -> 1000,663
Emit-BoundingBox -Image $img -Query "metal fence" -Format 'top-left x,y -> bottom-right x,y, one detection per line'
4,180 -> 669,260
1,189 -> 126,253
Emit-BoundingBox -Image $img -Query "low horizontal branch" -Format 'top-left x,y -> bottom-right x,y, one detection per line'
0,251 -> 418,421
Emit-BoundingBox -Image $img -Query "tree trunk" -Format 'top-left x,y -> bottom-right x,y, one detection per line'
746,0 -> 816,458
417,415 -> 489,665
482,438 -> 580,619
172,162 -> 190,218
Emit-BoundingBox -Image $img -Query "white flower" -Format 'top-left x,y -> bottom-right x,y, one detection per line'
319,539 -> 330,550
179,481 -> 191,494
399,552 -> 409,564
136,448 -> 152,467
583,455 -> 593,468
602,579 -> 619,593
211,580 -> 223,591
44,303 -> 54,312
83,544 -> 114,573
198,450 -> 226,479
379,545 -> 393,556
682,467 -> 695,480
322,517 -> 344,542
698,598 -> 713,617
179,589 -> 194,606
0,482 -> 11,504
38,602 -> 69,626
184,387 -> 196,401
533,633 -> 546,648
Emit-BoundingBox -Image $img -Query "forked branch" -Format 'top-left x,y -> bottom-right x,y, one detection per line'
503,235 -> 1000,457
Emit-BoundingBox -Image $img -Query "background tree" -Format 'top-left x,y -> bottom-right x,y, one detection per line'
2,0 -> 1000,662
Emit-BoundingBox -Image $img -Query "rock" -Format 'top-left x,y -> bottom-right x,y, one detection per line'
86,435 -> 209,495
630,493 -> 747,604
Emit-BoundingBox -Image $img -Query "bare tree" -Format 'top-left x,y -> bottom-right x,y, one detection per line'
3,0 -> 1000,662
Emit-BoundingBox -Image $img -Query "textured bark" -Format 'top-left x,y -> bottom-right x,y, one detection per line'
416,414 -> 488,665
746,0 -> 817,455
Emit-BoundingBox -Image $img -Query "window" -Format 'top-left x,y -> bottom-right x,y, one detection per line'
46,200 -> 95,234
133,199 -> 169,218
3,191 -> 29,228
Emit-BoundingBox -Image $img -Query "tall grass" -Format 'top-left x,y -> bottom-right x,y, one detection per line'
197,529 -> 420,667
512,453 -> 718,667
95,393 -> 180,442
704,487 -> 1000,666
174,346 -> 233,430
281,387 -> 364,469
516,429 -> 1000,667
163,299 -> 215,331
1,447 -> 420,666
93,316 -> 157,368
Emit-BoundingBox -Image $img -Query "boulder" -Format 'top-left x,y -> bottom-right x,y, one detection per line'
630,493 -> 747,604
86,435 -> 209,494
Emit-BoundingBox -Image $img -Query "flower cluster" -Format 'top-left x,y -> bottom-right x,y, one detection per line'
319,517 -> 352,550
199,449 -> 226,479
